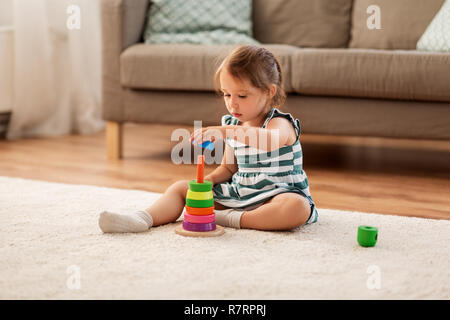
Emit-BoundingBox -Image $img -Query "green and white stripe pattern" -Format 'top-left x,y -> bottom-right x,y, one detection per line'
213,107 -> 319,224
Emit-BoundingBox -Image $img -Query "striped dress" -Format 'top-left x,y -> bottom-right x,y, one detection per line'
212,107 -> 319,225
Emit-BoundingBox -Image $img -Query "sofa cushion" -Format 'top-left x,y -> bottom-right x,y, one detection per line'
120,43 -> 296,92
252,0 -> 353,48
291,48 -> 450,102
350,0 -> 445,50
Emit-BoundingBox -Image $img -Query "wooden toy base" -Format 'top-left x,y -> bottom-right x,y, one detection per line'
175,223 -> 225,237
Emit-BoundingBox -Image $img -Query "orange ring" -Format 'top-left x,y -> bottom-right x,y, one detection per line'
185,205 -> 214,216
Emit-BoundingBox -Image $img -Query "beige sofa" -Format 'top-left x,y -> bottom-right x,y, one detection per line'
101,0 -> 450,159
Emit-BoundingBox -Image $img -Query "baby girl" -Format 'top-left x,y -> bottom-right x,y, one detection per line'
99,45 -> 318,233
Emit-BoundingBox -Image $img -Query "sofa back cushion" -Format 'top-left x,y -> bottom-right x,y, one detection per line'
252,0 -> 353,48
120,43 -> 296,92
143,0 -> 258,45
291,48 -> 450,103
350,0 -> 445,50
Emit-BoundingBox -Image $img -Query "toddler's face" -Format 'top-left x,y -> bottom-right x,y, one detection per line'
220,69 -> 275,126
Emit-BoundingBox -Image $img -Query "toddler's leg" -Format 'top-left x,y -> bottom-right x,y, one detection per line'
99,180 -> 189,233
214,208 -> 245,229
98,210 -> 152,233
215,194 -> 311,231
240,193 -> 311,231
213,200 -> 246,229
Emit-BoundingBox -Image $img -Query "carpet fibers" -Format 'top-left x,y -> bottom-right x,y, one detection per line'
0,176 -> 449,299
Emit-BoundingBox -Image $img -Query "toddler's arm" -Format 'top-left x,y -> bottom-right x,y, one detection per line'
205,144 -> 237,185
223,117 -> 294,151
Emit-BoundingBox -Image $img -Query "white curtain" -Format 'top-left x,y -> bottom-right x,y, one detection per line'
0,0 -> 13,25
7,0 -> 104,139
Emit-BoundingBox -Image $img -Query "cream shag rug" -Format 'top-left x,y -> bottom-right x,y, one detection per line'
0,176 -> 449,300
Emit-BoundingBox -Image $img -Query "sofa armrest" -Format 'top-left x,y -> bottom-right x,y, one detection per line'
100,0 -> 149,121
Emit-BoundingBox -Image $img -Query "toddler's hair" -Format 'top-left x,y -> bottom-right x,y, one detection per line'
214,45 -> 286,110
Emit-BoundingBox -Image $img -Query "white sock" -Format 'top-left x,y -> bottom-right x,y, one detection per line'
214,208 -> 245,229
98,210 -> 153,233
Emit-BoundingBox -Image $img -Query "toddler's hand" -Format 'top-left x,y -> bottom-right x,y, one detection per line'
190,126 -> 222,145
204,174 -> 215,185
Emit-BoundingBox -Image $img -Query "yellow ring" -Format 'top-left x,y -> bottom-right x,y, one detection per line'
187,190 -> 213,200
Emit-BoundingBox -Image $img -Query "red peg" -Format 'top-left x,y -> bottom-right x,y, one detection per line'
196,155 -> 204,183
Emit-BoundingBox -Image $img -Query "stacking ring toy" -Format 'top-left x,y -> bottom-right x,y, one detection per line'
185,205 -> 214,216
357,226 -> 378,247
187,189 -> 213,200
175,155 -> 224,237
183,221 -> 216,232
184,212 -> 215,224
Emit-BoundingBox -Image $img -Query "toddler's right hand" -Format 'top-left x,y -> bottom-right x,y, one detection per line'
191,139 -> 214,150
204,175 -> 215,185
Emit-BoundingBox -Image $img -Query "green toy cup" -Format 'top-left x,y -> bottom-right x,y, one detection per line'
357,226 -> 378,247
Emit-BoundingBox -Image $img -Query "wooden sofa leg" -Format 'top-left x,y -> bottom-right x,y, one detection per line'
106,121 -> 123,160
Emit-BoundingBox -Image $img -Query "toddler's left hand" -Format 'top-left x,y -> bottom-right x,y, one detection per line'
190,126 -> 223,145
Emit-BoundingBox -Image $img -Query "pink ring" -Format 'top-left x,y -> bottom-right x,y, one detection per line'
184,212 -> 215,223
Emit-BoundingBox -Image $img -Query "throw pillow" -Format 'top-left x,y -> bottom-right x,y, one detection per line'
143,0 -> 259,45
417,0 -> 450,52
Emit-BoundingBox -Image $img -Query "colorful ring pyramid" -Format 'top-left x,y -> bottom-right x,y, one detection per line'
175,154 -> 225,237
182,155 -> 216,232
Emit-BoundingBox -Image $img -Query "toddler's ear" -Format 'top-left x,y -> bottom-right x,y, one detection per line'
269,84 -> 277,99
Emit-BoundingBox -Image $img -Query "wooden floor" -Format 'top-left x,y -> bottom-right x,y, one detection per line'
1,123 -> 449,220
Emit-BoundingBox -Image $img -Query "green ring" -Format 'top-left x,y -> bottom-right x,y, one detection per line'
186,198 -> 214,208
357,225 -> 378,247
189,179 -> 212,192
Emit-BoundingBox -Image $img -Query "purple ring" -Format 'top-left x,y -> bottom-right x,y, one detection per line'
182,221 -> 216,232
